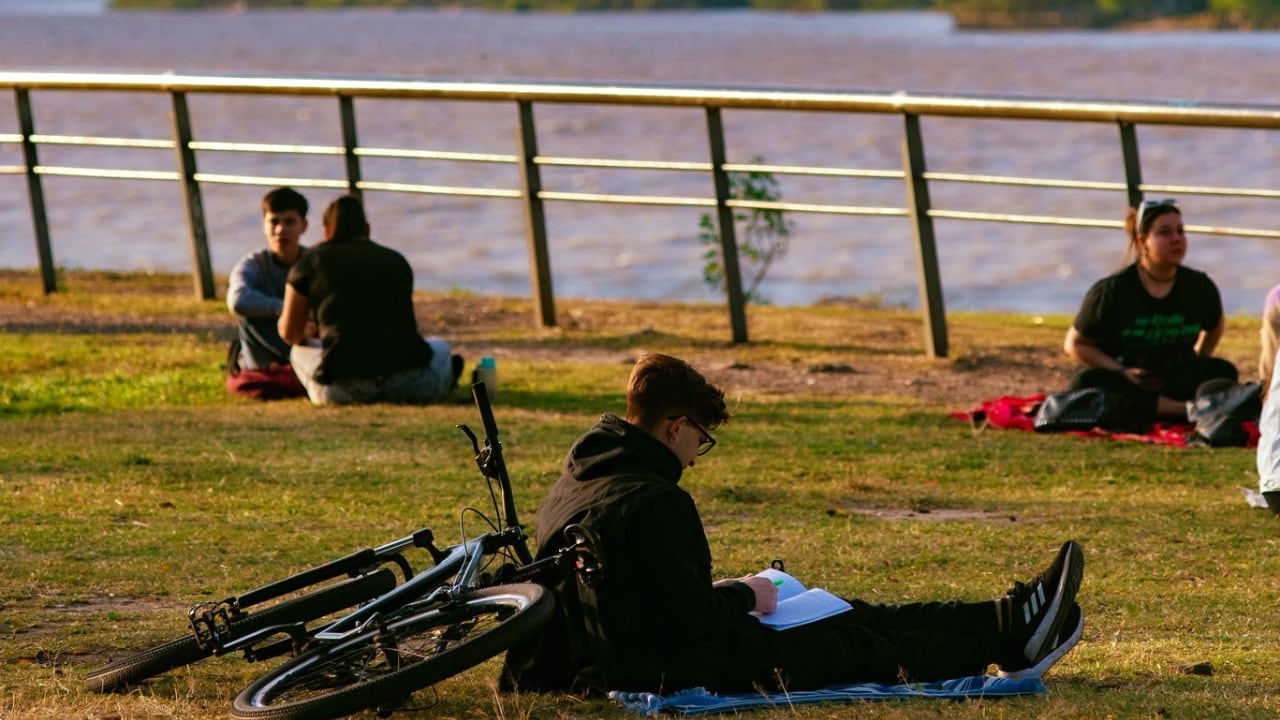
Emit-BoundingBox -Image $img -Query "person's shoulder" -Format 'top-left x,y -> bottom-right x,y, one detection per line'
1177,264 -> 1213,283
1084,264 -> 1135,296
371,240 -> 411,263
233,246 -> 270,265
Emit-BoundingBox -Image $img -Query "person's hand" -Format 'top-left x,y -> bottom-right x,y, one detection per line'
1120,366 -> 1146,386
741,574 -> 779,615
1121,366 -> 1163,391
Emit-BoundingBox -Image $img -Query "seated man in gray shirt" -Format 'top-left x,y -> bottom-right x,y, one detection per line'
227,186 -> 310,373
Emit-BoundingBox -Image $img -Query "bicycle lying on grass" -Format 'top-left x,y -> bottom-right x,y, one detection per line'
88,383 -> 600,720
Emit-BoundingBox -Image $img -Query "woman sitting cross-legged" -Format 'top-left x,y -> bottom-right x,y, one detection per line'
1062,198 -> 1237,427
278,194 -> 461,406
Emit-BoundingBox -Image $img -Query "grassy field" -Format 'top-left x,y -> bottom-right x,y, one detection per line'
2,271 -> 1278,720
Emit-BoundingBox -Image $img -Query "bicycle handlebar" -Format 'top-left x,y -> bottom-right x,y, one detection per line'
470,382 -> 534,565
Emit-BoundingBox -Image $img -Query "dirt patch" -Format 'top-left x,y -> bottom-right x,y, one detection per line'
2,596 -> 179,669
829,506 -> 1030,525
0,290 -> 1078,409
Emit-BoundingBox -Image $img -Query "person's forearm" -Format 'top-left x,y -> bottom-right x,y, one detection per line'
1196,323 -> 1224,357
228,268 -> 284,318
277,285 -> 310,346
1069,342 -> 1125,371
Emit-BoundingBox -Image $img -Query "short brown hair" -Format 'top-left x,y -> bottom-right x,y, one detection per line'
262,186 -> 308,218
626,353 -> 729,432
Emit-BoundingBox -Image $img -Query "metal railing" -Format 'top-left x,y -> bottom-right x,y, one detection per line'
4,71 -> 1280,357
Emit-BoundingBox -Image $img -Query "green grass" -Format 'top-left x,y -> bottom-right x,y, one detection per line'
2,271 -> 1278,719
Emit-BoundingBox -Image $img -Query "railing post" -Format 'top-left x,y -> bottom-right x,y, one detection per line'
170,91 -> 215,301
901,113 -> 948,359
15,88 -> 56,294
1118,121 -> 1144,209
515,100 -> 556,328
339,95 -> 362,200
704,106 -> 749,344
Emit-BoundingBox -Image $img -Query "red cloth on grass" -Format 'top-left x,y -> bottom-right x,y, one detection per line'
952,394 -> 1258,449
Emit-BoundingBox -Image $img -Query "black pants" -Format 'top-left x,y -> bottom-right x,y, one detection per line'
1265,491 -> 1280,516
764,598 -> 1006,690
1069,356 -> 1239,425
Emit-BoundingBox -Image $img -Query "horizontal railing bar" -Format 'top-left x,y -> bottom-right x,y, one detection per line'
0,133 -> 20,143
190,140 -> 342,155
35,165 -> 178,181
725,162 -> 904,179
929,209 -> 1280,239
1138,183 -> 1280,200
356,147 -> 517,163
30,133 -> 173,149
5,71 -> 1280,130
356,180 -> 523,199
531,157 -> 904,181
1192,226 -> 1280,239
532,190 -> 909,217
534,155 -> 708,172
925,171 -> 1127,191
929,209 -> 1125,229
0,165 -> 24,174
537,190 -> 713,207
729,198 -> 908,217
193,172 -> 349,189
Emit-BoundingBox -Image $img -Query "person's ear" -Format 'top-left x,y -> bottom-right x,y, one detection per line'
666,416 -> 683,444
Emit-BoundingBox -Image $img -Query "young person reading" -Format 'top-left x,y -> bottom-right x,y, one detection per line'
502,353 -> 1085,695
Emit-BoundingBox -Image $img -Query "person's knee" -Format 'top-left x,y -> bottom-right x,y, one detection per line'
1068,367 -> 1120,391
1204,357 -> 1239,383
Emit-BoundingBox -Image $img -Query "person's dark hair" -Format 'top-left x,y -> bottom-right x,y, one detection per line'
261,186 -> 308,219
626,353 -> 729,432
1124,201 -> 1181,265
322,194 -> 371,243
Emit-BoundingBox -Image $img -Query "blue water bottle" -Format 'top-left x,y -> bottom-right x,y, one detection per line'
473,356 -> 497,401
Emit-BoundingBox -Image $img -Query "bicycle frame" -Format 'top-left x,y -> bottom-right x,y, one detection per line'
216,382 -> 541,661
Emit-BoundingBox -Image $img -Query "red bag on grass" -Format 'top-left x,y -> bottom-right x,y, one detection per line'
225,337 -> 306,400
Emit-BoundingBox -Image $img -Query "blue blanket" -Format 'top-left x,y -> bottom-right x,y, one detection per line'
608,675 -> 1046,716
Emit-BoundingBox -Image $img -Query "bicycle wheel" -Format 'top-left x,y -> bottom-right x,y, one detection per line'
231,583 -> 551,720
85,568 -> 397,693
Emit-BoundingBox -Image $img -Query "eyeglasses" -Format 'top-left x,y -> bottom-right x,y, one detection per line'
668,415 -> 717,456
1135,198 -> 1178,233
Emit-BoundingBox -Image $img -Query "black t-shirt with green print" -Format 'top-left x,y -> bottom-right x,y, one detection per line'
1072,263 -> 1223,381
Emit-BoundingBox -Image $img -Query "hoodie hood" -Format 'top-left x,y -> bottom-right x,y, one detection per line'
565,414 -> 684,486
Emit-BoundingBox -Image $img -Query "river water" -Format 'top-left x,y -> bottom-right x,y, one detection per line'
1,6 -> 1278,314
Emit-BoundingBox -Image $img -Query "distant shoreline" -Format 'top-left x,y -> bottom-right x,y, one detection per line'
95,4 -> 1254,31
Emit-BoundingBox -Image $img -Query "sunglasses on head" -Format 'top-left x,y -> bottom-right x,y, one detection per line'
1135,198 -> 1178,233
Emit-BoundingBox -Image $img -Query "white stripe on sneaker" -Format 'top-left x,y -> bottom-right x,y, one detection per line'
1021,588 -> 1042,625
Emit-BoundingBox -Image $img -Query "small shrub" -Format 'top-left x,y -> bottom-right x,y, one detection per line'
698,157 -> 795,305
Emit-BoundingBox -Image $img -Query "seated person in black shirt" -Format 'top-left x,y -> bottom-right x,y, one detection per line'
278,195 -> 461,406
1064,199 -> 1237,424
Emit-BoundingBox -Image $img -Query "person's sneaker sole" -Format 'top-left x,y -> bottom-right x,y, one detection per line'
1000,603 -> 1083,680
1021,540 -> 1084,663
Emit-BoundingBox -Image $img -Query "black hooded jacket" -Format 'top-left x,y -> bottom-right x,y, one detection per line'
502,414 -> 777,694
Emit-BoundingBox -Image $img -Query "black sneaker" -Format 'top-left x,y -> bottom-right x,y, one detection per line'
1002,540 -> 1084,668
998,601 -> 1083,680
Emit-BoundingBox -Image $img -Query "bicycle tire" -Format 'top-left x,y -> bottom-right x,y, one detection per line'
230,583 -> 551,720
85,568 -> 397,693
